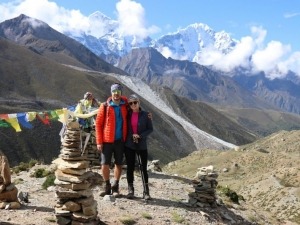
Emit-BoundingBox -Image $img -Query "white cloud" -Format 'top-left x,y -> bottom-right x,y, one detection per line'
0,0 -> 160,40
116,0 -> 160,39
196,30 -> 258,72
284,12 -> 300,18
250,26 -> 267,46
159,46 -> 189,61
192,26 -> 300,77
22,17 -> 46,29
212,36 -> 256,72
277,52 -> 300,77
251,41 -> 291,76
0,0 -> 90,36
0,0 -> 299,77
159,46 -> 173,59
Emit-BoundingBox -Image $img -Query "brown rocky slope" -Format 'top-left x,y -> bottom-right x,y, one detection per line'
165,130 -> 300,225
0,130 -> 299,225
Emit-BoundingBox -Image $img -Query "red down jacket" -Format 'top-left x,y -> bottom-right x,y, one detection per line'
95,96 -> 128,144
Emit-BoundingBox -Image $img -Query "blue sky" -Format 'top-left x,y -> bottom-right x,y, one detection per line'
1,0 -> 300,76
1,0 -> 299,49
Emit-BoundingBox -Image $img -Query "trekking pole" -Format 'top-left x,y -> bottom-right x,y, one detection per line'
136,152 -> 147,196
81,132 -> 91,155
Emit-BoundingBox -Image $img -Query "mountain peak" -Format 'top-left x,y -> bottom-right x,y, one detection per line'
0,14 -> 49,42
17,13 -> 29,20
1,14 -> 48,33
188,22 -> 213,32
88,11 -> 113,21
14,14 -> 47,28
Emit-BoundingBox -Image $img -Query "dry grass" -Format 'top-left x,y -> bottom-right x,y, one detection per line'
163,130 -> 300,223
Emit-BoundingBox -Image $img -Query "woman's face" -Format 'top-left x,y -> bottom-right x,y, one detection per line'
129,100 -> 139,110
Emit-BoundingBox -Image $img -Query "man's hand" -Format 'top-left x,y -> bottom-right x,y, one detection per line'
97,144 -> 103,152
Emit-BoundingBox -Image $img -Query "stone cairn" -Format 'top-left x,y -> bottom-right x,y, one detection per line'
188,165 -> 218,207
0,154 -> 20,210
147,160 -> 162,172
53,121 -> 102,225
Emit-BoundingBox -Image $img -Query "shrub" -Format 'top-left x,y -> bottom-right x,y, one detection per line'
42,174 -> 55,189
171,211 -> 185,223
12,159 -> 39,174
141,212 -> 152,219
31,168 -> 51,178
28,159 -> 38,168
217,185 -> 244,204
18,162 -> 29,171
119,215 -> 136,225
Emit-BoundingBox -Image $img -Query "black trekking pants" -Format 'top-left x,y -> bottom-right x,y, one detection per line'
125,147 -> 148,184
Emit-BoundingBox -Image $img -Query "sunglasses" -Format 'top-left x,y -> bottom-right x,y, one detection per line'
129,101 -> 138,106
112,90 -> 121,94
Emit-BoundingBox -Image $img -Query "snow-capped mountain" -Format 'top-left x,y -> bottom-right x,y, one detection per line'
154,23 -> 237,62
61,12 -> 300,115
65,11 -> 236,65
2,14 -> 300,115
66,11 -> 154,63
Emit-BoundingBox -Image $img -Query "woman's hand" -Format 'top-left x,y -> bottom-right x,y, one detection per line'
97,144 -> 103,152
133,134 -> 140,143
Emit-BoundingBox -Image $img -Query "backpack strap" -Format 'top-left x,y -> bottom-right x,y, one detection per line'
101,102 -> 108,118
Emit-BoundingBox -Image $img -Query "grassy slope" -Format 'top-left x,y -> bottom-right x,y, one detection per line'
163,130 -> 300,224
215,106 -> 300,136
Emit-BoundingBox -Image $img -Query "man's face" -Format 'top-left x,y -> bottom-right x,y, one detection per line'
111,90 -> 121,101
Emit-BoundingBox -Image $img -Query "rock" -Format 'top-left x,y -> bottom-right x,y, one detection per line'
0,201 -> 8,209
82,200 -> 97,216
52,158 -> 90,169
55,187 -> 92,199
17,191 -> 29,203
0,184 -> 5,193
62,201 -> 81,212
0,155 -> 11,185
0,186 -> 18,202
147,160 -> 162,172
55,170 -> 92,184
5,202 -> 21,209
222,168 -> 228,172
102,195 -> 115,202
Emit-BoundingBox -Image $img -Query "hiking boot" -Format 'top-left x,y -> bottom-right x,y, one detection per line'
143,184 -> 151,200
100,183 -> 111,197
143,192 -> 151,200
126,183 -> 134,199
111,182 -> 120,197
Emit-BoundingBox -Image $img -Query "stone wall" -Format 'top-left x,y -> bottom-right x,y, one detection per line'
0,154 -> 20,209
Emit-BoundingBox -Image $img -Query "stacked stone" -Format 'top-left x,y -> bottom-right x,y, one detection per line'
188,165 -> 218,207
0,154 -> 20,209
147,160 -> 162,172
81,130 -> 100,167
53,121 -> 100,225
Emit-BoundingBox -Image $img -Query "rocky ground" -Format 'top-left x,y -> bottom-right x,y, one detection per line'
0,164 -> 261,225
1,129 -> 300,225
164,130 -> 300,225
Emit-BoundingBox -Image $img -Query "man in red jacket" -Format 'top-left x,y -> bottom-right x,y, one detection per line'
95,83 -> 128,196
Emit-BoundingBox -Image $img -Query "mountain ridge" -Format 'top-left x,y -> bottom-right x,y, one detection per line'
2,14 -> 300,115
0,37 -> 255,167
1,14 -> 300,166
0,14 -> 126,75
